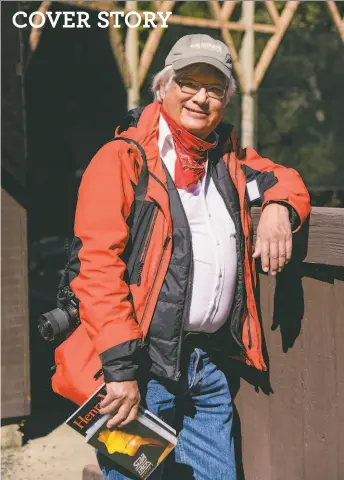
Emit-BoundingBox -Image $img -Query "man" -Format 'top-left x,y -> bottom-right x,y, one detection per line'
70,34 -> 310,479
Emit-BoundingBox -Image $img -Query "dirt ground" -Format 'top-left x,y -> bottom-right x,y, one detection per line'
1,424 -> 98,480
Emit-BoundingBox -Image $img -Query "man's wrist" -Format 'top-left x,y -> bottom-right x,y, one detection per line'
263,200 -> 300,230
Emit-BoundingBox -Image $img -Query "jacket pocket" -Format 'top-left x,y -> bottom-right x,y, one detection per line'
241,164 -> 278,206
126,201 -> 159,285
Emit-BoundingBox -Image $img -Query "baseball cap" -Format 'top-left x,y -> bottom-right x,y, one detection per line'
165,34 -> 233,80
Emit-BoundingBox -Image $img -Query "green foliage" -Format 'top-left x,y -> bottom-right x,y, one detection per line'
176,2 -> 209,18
257,5 -> 344,196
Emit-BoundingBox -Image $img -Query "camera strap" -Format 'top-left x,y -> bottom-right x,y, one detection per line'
108,137 -> 149,226
57,137 -> 149,306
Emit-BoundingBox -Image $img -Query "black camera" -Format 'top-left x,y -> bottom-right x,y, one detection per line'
37,286 -> 80,341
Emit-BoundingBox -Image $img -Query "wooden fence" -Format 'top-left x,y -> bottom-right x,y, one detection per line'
1,3 -> 30,421
1,189 -> 30,419
234,207 -> 344,480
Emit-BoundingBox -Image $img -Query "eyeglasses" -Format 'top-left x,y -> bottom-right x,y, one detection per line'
175,78 -> 227,100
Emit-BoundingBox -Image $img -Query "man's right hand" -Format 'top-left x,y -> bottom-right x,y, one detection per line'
98,380 -> 140,429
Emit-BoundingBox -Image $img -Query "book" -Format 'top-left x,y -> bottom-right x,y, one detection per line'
65,383 -> 177,479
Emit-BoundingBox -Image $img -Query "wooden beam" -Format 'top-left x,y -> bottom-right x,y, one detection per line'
221,0 -> 237,21
29,1 -> 52,52
57,1 -> 114,12
326,0 -> 344,45
209,1 -> 246,92
254,1 -> 299,90
55,1 -> 275,34
240,1 -> 256,147
264,1 -> 280,26
125,1 -> 139,109
167,15 -> 276,34
108,15 -> 131,88
138,1 -> 176,89
158,1 -> 176,17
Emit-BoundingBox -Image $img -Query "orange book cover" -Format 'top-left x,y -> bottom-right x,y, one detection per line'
65,384 -> 177,479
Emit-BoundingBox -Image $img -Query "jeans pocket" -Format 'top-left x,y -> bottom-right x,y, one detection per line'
185,348 -> 201,393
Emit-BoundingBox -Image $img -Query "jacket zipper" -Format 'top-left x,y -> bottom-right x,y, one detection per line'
139,235 -> 171,328
93,368 -> 103,380
174,243 -> 194,381
243,195 -> 254,352
247,313 -> 252,349
210,160 -> 246,353
137,208 -> 159,286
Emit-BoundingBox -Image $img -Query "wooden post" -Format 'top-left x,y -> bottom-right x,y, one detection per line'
221,1 -> 237,21
240,1 -> 255,148
166,15 -> 276,34
264,1 -> 280,26
29,1 -> 52,52
108,17 -> 131,89
138,1 -> 176,89
209,1 -> 246,94
254,1 -> 299,90
125,1 -> 139,110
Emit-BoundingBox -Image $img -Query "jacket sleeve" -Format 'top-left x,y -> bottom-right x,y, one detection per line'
231,132 -> 311,232
70,141 -> 145,383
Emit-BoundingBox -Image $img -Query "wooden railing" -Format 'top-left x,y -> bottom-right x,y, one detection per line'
234,207 -> 344,480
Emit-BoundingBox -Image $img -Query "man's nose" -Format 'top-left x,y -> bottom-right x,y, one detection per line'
193,87 -> 208,104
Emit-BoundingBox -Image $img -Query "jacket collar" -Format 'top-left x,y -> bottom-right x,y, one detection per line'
115,102 -> 238,219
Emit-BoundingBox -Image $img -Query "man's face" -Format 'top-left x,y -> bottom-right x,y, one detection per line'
160,64 -> 227,139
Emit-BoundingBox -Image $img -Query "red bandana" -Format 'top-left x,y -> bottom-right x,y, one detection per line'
161,108 -> 218,189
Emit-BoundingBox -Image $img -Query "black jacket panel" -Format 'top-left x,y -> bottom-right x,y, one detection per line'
147,164 -> 193,381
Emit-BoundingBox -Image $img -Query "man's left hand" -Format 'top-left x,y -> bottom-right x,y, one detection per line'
253,203 -> 292,275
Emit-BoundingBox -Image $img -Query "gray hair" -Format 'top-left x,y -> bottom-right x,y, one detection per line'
151,64 -> 236,105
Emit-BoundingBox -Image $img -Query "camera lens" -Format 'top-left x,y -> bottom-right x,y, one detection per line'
37,315 -> 54,341
37,308 -> 72,341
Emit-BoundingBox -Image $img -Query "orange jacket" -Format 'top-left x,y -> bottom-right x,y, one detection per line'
69,101 -> 310,380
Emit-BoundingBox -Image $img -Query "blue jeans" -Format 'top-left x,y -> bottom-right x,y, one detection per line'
97,345 -> 236,479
